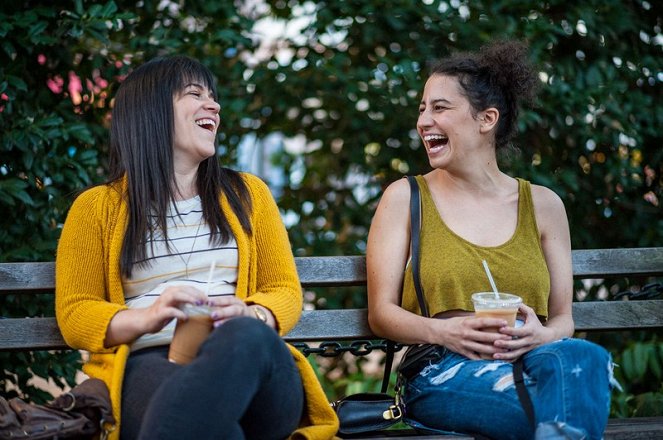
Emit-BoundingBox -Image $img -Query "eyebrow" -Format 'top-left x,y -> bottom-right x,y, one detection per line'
183,82 -> 205,90
420,98 -> 452,106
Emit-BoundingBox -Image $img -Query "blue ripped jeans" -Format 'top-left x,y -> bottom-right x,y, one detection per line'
401,338 -> 616,440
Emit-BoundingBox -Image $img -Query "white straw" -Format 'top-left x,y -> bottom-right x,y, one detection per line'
482,260 -> 500,299
204,260 -> 216,296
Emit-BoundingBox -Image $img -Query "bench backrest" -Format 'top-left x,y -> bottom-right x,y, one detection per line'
1,247 -> 662,351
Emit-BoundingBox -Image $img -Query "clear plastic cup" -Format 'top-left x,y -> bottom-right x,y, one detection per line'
471,292 -> 522,329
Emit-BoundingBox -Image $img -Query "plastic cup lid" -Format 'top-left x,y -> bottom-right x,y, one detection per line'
471,292 -> 522,308
182,304 -> 213,316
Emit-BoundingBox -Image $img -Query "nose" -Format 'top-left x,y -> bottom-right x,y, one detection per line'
417,109 -> 433,129
206,98 -> 220,114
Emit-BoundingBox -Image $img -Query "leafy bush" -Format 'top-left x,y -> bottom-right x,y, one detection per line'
609,335 -> 663,417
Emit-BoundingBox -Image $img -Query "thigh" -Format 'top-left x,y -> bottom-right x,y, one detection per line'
229,320 -> 304,440
403,352 -> 531,440
136,318 -> 304,440
523,338 -> 612,404
121,346 -> 180,440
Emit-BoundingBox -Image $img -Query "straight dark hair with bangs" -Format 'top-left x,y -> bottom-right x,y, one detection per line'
107,55 -> 252,277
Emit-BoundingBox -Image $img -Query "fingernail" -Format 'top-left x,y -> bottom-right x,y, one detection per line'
211,312 -> 219,319
207,300 -> 214,306
213,321 -> 223,328
195,300 -> 203,306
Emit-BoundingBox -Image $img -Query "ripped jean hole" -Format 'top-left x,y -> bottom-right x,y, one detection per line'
428,362 -> 464,385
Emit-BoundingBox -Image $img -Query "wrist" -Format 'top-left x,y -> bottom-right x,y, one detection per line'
249,304 -> 274,328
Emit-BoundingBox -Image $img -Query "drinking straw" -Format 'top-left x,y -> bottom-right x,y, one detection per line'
204,260 -> 216,296
482,259 -> 500,299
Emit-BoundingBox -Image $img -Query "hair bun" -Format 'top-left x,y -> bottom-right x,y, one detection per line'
479,40 -> 538,107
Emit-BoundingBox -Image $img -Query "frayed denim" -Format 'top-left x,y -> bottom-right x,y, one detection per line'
402,338 -> 616,440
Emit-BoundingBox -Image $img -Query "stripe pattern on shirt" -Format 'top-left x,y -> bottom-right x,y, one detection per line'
122,195 -> 238,351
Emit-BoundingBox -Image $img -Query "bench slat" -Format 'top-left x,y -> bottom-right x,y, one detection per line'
571,248 -> 663,278
295,255 -> 367,287
0,318 -> 65,351
1,248 -> 662,293
603,417 -> 663,439
0,262 -> 56,292
3,300 -> 662,351
343,419 -> 663,439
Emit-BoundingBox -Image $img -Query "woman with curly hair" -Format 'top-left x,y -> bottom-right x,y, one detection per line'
366,41 -> 616,439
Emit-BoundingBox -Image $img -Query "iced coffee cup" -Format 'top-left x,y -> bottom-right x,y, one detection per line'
471,292 -> 522,331
472,292 -> 522,360
168,304 -> 213,365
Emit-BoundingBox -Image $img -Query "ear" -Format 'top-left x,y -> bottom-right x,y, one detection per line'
478,108 -> 499,133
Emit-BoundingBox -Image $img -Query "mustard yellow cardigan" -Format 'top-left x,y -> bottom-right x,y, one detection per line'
55,173 -> 339,440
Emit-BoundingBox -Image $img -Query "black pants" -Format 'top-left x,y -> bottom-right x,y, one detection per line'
121,317 -> 304,440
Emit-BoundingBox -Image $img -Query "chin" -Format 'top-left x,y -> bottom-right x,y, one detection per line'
427,154 -> 449,170
200,145 -> 217,159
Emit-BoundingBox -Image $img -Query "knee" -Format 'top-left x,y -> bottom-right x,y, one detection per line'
559,338 -> 610,363
204,316 -> 281,357
531,338 -> 611,371
224,316 -> 277,343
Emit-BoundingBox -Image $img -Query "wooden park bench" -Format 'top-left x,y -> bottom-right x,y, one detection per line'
1,247 -> 662,439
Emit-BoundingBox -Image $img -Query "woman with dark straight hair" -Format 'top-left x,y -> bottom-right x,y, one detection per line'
56,55 -> 338,440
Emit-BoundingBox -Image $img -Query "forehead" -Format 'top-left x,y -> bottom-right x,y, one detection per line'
421,74 -> 463,102
179,75 -> 212,88
175,68 -> 215,93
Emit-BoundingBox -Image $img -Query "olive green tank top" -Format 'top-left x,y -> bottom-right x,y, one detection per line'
401,175 -> 550,319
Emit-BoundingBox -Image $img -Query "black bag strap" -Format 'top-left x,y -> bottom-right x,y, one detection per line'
380,339 -> 396,392
406,175 -> 429,318
380,175 -> 426,393
513,357 -> 535,428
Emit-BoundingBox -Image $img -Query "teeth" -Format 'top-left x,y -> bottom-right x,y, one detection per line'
195,119 -> 216,129
424,134 -> 447,141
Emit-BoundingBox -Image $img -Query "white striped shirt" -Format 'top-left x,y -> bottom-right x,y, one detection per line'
122,196 -> 238,351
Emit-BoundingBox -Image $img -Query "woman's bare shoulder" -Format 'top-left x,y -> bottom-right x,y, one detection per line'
530,182 -> 565,212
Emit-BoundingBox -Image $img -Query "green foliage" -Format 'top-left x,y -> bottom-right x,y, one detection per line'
611,337 -> 663,417
1,0 -> 661,417
251,0 -> 661,262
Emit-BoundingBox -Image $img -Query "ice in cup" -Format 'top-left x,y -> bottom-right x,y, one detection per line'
168,304 -> 213,365
471,292 -> 522,331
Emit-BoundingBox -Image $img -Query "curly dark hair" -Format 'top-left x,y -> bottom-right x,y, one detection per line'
428,40 -> 539,149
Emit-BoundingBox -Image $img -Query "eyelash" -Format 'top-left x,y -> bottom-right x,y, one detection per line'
419,106 -> 446,114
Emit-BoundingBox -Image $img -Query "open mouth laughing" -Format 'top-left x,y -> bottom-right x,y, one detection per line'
423,134 -> 448,153
195,118 -> 216,132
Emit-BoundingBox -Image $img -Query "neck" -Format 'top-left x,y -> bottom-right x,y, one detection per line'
173,172 -> 198,201
433,168 -> 511,196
